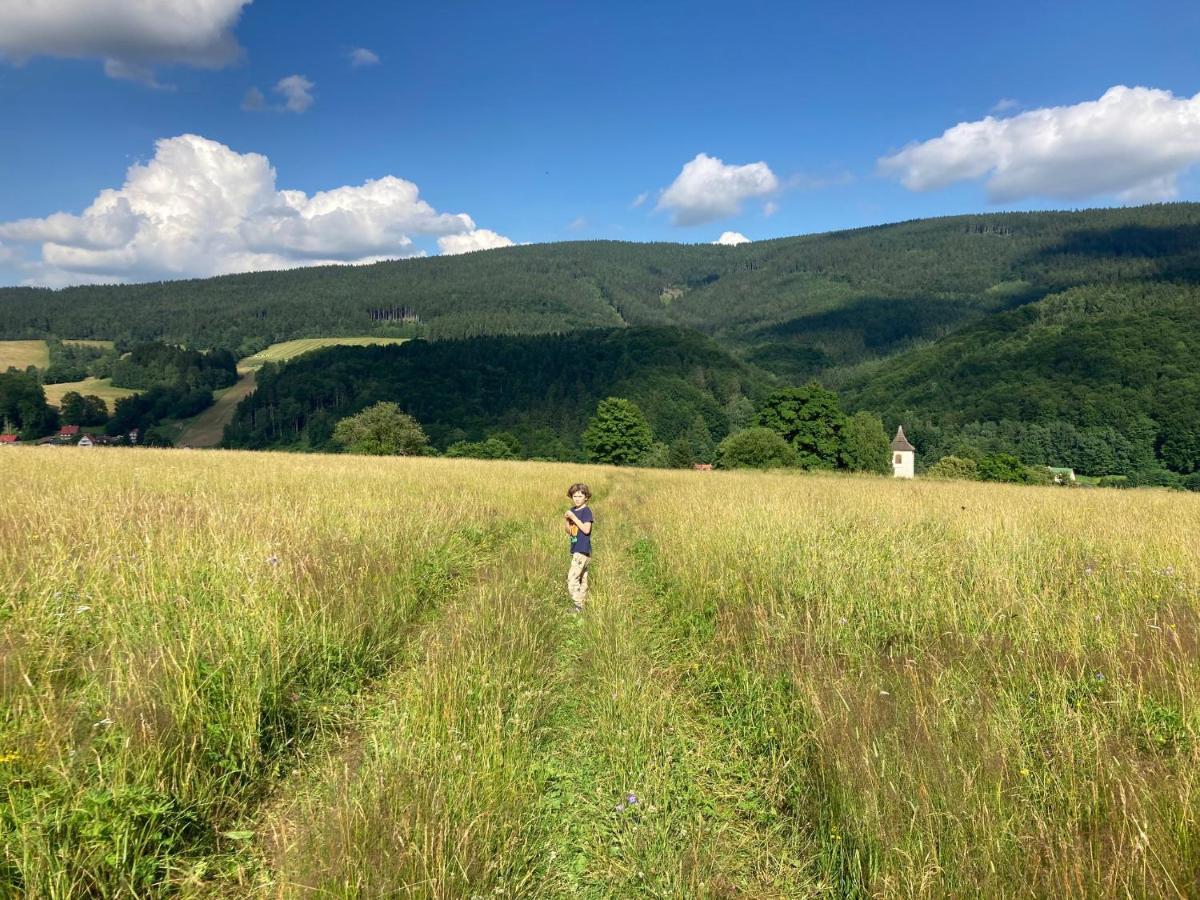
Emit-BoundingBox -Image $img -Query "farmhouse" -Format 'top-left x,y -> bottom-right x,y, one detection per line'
0,434 -> 17,445
1047,466 -> 1076,484
77,435 -> 94,448
59,425 -> 80,437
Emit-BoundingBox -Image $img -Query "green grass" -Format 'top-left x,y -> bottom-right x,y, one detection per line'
0,340 -> 49,370
240,337 -> 409,370
2,452 -> 1198,897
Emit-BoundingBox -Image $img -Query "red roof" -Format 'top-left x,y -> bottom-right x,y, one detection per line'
59,425 -> 80,436
0,434 -> 17,443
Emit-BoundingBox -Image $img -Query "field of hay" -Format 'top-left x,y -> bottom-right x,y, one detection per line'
62,340 -> 116,350
0,339 -> 49,370
2,449 -> 1198,898
40,377 -> 139,409
240,338 -> 408,370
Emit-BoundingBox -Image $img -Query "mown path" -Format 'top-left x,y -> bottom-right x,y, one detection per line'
176,370 -> 256,448
239,477 -> 820,897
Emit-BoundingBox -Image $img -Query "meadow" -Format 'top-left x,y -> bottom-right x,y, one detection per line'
40,377 -> 138,409
0,340 -> 49,371
1,449 -> 1198,898
240,338 -> 409,370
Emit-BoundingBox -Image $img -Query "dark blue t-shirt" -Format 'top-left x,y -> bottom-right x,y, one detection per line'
569,505 -> 593,556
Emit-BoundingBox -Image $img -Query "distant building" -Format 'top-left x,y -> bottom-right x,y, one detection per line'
1047,466 -> 1076,484
0,434 -> 17,445
59,425 -> 80,437
77,435 -> 94,448
891,426 -> 915,478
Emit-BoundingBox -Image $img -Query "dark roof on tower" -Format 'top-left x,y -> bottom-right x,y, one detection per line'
890,426 -> 915,452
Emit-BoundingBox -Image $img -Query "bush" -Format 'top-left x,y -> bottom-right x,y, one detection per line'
717,427 -> 797,469
927,455 -> 979,480
583,397 -> 654,466
333,402 -> 430,456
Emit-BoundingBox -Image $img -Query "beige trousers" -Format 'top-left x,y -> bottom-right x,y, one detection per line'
567,552 -> 590,607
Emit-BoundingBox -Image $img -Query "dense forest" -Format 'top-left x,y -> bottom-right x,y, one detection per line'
224,328 -> 770,457
4,204 -> 1200,478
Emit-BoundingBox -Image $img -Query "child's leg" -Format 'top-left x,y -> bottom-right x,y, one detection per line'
567,552 -> 588,608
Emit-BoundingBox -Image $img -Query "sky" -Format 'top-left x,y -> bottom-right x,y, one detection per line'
1,0 -> 1199,287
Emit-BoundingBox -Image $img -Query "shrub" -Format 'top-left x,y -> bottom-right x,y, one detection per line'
927,455 -> 979,480
717,427 -> 797,469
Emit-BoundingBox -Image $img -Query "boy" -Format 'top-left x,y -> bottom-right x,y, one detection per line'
563,483 -> 594,612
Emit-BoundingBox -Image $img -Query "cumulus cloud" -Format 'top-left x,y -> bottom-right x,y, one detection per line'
657,153 -> 778,226
438,229 -> 515,255
990,98 -> 1020,114
275,74 -> 314,112
0,0 -> 250,83
349,47 -> 380,67
630,191 -> 649,209
713,231 -> 750,246
0,134 -> 512,285
879,85 -> 1200,203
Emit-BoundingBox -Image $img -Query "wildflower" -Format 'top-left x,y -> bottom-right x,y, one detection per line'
1020,767 -> 1030,777
626,792 -> 638,805
1093,672 -> 1105,682
614,802 -> 625,812
0,752 -> 19,764
266,554 -> 280,566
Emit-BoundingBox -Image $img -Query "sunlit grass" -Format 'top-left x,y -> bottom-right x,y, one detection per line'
0,340 -> 49,371
240,338 -> 409,370
2,450 -> 1198,897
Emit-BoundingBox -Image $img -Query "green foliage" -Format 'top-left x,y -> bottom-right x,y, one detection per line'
42,339 -> 120,384
444,437 -> 515,459
332,402 -> 430,456
717,427 -> 797,469
838,411 -> 890,473
110,342 -> 237,391
977,453 -> 1030,483
756,383 -> 845,469
59,391 -> 109,426
0,371 -> 57,438
926,455 -> 980,480
107,384 -> 213,436
582,397 -> 654,466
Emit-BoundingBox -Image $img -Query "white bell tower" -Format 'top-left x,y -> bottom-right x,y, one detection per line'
891,426 -> 915,478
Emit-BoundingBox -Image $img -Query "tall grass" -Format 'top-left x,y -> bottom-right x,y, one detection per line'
3,449 -> 1198,897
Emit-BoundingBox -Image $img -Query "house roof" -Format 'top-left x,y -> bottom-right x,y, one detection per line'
0,434 -> 17,443
59,425 -> 80,435
890,425 -> 915,452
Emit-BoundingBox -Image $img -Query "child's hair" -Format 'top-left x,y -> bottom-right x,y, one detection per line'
567,483 -> 591,500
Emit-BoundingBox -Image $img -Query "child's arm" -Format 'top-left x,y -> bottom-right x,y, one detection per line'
565,510 -> 592,535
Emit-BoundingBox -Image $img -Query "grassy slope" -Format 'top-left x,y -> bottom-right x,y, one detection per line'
174,372 -> 258,448
41,376 -> 137,408
3,450 -> 1199,897
0,339 -> 48,370
240,337 -> 409,370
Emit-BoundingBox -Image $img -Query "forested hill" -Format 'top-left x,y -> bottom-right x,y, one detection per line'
3,203 -> 1200,384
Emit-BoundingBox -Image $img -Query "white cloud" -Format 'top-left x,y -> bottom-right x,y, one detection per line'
275,74 -> 314,113
437,229 -> 515,255
657,153 -> 778,226
0,134 -> 512,285
349,47 -> 380,67
763,201 -> 779,217
879,85 -> 1200,203
567,216 -> 588,231
0,0 -> 250,83
990,98 -> 1020,115
630,191 -> 649,208
713,231 -> 750,246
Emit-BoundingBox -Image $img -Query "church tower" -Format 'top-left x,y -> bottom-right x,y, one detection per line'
891,426 -> 915,478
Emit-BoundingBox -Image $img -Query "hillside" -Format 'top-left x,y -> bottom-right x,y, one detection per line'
4,204 -> 1200,385
224,327 -> 771,456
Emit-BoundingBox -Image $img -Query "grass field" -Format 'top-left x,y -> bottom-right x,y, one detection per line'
0,340 -> 49,370
40,377 -> 138,408
240,337 -> 408,370
2,451 -> 1199,897
175,372 -> 258,448
62,340 -> 116,350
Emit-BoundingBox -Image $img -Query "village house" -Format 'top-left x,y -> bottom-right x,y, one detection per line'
0,434 -> 18,445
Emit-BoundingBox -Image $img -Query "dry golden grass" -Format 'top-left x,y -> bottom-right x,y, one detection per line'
0,339 -> 49,370
40,377 -> 139,408
240,338 -> 408,370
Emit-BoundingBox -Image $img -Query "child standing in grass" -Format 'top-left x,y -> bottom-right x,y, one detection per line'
564,483 -> 594,612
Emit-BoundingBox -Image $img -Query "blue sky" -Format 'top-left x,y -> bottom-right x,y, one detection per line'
2,0 -> 1199,285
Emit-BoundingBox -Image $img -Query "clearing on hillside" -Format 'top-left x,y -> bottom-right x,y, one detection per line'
0,339 -> 49,370
41,377 -> 138,408
175,371 -> 258,448
241,337 -> 408,370
62,339 -> 116,349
